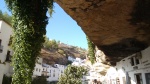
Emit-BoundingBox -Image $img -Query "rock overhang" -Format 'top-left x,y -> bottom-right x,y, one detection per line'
55,0 -> 150,65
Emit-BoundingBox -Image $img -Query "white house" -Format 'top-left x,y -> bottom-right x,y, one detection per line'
0,19 -> 13,84
72,57 -> 85,66
47,64 -> 66,82
33,57 -> 43,77
104,46 -> 150,84
68,56 -> 75,62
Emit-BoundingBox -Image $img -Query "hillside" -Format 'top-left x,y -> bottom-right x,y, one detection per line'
40,42 -> 87,65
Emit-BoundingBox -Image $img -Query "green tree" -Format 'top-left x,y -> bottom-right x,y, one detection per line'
43,38 -> 58,49
43,36 -> 51,48
86,36 -> 95,64
4,0 -> 54,84
57,65 -> 87,84
51,39 -> 58,49
0,10 -> 2,17
0,10 -> 12,24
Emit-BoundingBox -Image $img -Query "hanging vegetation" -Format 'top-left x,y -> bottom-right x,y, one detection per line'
4,0 -> 54,84
86,36 -> 95,64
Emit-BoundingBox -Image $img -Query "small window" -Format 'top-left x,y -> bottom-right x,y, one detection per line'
36,68 -> 38,71
8,36 -> 13,46
135,73 -> 143,84
0,39 -> 2,45
39,69 -> 40,72
130,56 -> 140,66
131,57 -> 134,66
0,39 -> 3,53
136,59 -> 140,65
6,51 -> 11,61
53,73 -> 55,77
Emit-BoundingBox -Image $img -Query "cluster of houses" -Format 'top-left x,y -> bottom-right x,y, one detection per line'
70,46 -> 150,84
72,48 -> 150,84
33,57 -> 66,82
0,19 -> 66,84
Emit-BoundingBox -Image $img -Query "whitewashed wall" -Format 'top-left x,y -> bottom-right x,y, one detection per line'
105,46 -> 150,84
0,20 -> 12,62
33,63 -> 43,77
47,67 -> 59,81
47,64 -> 65,82
0,20 -> 13,84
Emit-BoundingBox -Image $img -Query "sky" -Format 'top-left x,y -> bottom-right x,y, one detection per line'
0,1 -> 88,49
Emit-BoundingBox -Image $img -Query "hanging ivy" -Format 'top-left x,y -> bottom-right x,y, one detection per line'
4,0 -> 54,84
86,36 -> 95,64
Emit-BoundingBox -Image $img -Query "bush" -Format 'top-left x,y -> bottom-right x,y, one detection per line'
57,65 -> 87,84
32,76 -> 47,84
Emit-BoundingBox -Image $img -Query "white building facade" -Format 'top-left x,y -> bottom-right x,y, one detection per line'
33,57 -> 43,77
104,46 -> 150,84
47,64 -> 65,82
0,20 -> 13,84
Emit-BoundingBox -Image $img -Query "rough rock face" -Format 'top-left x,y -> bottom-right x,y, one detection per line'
55,0 -> 150,65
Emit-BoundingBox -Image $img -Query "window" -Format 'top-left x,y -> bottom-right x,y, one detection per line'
135,73 -> 143,84
39,69 -> 40,72
0,39 -> 1,45
6,50 -> 11,62
0,39 -> 3,53
135,57 -> 140,65
53,73 -> 55,77
130,52 -> 141,66
131,57 -> 135,66
8,35 -> 12,46
53,70 -> 55,77
36,68 -> 38,71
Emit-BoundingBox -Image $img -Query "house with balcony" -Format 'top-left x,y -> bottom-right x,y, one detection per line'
0,19 -> 13,84
104,46 -> 150,84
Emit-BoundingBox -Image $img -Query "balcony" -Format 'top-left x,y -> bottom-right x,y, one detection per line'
0,45 -> 3,53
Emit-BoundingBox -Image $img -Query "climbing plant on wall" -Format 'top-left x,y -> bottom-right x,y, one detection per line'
87,36 -> 95,64
4,0 -> 54,84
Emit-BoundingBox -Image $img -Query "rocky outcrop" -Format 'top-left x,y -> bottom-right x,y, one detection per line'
55,0 -> 150,65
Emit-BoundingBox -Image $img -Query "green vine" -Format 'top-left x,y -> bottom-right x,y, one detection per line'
86,36 -> 95,64
4,0 -> 54,84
